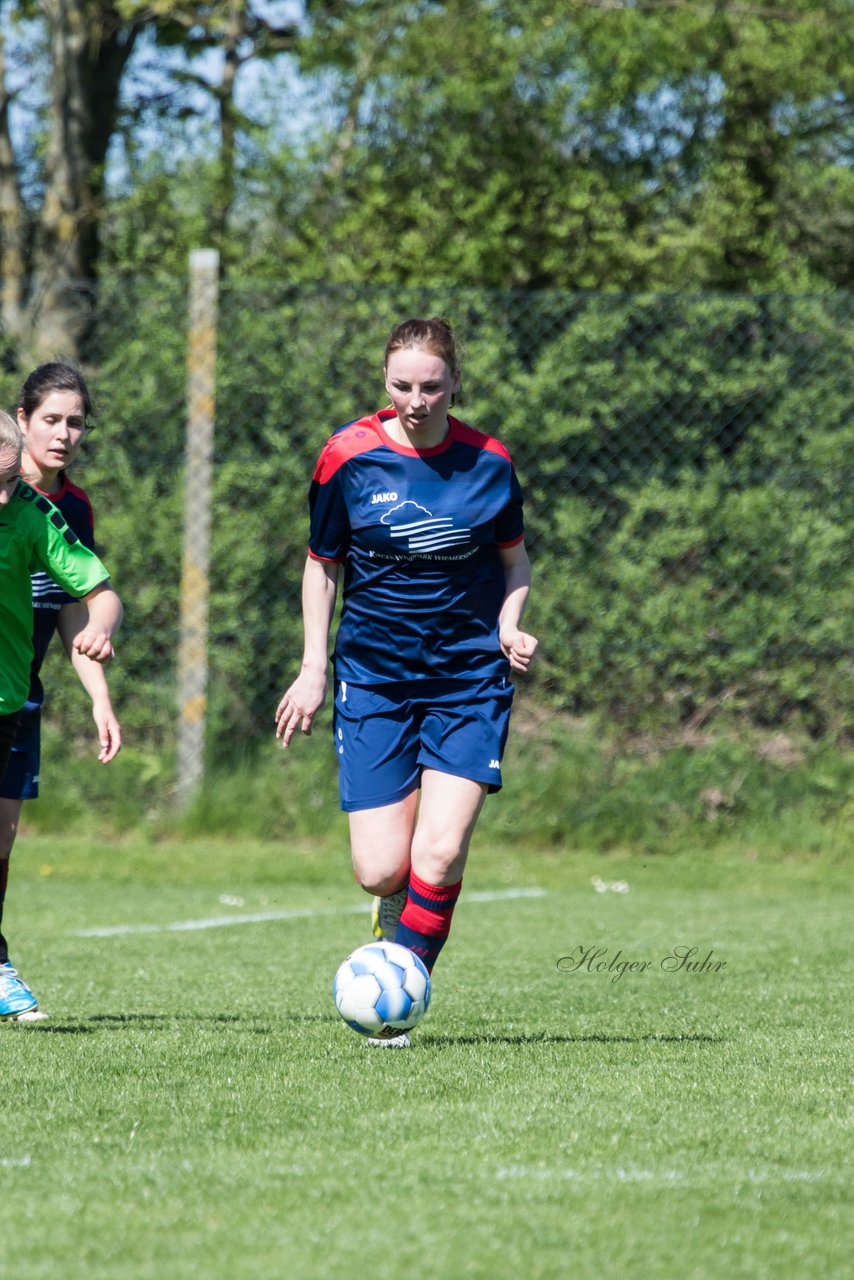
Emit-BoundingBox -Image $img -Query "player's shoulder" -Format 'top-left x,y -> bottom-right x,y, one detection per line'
313,414 -> 386,483
12,480 -> 53,518
449,416 -> 513,463
14,481 -> 80,544
57,475 -> 93,510
53,476 -> 95,538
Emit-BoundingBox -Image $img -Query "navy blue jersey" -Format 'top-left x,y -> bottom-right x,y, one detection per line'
309,410 -> 524,683
28,475 -> 96,709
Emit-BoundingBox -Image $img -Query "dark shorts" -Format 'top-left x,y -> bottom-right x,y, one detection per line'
0,712 -> 21,786
0,706 -> 40,800
333,676 -> 514,813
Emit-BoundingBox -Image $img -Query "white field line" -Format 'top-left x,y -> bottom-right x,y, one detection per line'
495,1164 -> 833,1186
73,887 -> 547,939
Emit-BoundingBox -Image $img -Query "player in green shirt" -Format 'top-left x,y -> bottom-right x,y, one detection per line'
0,411 -> 122,1018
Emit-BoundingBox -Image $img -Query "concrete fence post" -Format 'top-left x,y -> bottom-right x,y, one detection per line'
176,248 -> 219,802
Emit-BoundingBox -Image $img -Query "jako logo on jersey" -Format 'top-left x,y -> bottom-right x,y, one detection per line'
489,759 -> 501,769
371,492 -> 398,504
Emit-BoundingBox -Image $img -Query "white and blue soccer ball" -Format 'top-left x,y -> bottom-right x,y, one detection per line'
333,941 -> 431,1038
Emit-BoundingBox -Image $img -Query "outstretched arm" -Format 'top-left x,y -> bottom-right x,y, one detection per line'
275,556 -> 340,746
498,541 -> 538,673
58,601 -> 122,763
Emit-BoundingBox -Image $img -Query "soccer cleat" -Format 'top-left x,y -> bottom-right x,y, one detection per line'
367,1031 -> 411,1048
0,962 -> 39,1020
371,887 -> 408,941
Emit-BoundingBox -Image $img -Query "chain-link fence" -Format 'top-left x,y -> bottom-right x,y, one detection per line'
5,276 -> 852,783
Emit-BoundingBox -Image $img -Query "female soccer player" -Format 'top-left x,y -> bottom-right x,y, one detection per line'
275,317 -> 537,1045
0,366 -> 122,1021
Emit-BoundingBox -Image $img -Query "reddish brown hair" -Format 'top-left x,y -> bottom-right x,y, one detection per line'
384,317 -> 462,378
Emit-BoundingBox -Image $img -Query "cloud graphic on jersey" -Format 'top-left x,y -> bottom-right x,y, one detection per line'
381,501 -> 471,553
380,501 -> 431,524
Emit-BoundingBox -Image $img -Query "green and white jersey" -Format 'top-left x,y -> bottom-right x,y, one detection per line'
0,481 -> 110,715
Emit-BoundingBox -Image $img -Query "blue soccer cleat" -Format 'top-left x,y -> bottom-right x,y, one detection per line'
0,962 -> 39,1020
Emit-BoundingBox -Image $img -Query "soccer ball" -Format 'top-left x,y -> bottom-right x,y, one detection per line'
333,941 -> 431,1038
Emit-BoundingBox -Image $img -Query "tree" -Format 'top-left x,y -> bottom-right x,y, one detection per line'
253,0 -> 854,291
0,3 -> 140,361
128,0 -> 302,258
676,0 -> 854,288
3,1 -> 852,363
0,0 -> 304,364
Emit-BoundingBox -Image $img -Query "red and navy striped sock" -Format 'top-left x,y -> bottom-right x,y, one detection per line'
394,871 -> 462,973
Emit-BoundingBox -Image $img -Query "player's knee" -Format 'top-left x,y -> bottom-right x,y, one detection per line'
352,863 -> 410,897
356,872 -> 407,897
411,835 -> 466,885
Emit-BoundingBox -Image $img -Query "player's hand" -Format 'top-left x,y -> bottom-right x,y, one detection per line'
72,628 -> 115,664
500,627 -> 538,674
92,699 -> 122,764
275,670 -> 327,747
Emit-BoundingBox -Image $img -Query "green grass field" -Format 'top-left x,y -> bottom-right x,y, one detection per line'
1,835 -> 851,1280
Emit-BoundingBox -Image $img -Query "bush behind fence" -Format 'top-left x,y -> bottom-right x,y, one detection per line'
5,279 -> 852,767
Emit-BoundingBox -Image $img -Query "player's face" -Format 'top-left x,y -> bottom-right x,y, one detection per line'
0,446 -> 21,505
18,390 -> 87,484
384,348 -> 460,444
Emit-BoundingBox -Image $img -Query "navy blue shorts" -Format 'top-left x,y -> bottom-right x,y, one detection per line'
0,712 -> 20,785
0,707 -> 40,800
333,676 -> 514,813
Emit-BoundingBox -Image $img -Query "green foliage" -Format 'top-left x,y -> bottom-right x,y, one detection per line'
91,0 -> 854,293
8,0 -> 854,305
487,711 -> 854,857
12,275 -> 851,765
249,0 -> 854,291
28,281 -> 852,756
26,714 -> 854,860
487,292 -> 854,736
6,5 -> 852,798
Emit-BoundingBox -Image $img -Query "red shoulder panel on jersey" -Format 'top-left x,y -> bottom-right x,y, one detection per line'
313,417 -> 384,484
62,478 -> 95,531
449,416 -> 512,461
34,474 -> 95,533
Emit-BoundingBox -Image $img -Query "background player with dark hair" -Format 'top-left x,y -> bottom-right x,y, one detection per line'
275,317 -> 537,1046
0,367 -> 122,1021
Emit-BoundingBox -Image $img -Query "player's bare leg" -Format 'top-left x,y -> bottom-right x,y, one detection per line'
0,796 -> 21,862
0,797 -> 42,1021
410,770 -> 487,886
393,770 -> 487,971
349,790 -> 418,897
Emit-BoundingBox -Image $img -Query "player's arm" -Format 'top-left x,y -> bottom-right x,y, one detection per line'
70,581 -> 124,664
275,556 -> 340,746
57,600 -> 122,763
498,541 -> 538,674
